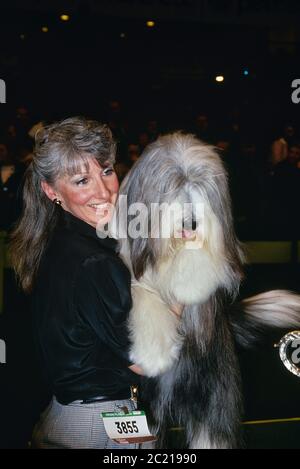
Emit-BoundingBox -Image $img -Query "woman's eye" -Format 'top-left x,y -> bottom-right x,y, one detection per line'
103,168 -> 114,176
76,177 -> 89,185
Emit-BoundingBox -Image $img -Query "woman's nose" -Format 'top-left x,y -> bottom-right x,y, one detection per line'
95,176 -> 110,199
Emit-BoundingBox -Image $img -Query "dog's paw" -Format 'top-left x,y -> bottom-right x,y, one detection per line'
129,331 -> 182,377
129,286 -> 182,377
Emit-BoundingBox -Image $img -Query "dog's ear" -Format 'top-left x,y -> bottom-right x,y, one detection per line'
130,238 -> 155,279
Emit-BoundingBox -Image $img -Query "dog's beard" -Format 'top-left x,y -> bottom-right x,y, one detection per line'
150,205 -> 234,305
152,243 -> 229,305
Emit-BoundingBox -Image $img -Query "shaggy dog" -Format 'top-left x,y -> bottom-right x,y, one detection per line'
115,133 -> 300,449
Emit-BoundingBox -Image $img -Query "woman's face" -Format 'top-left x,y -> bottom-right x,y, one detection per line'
54,158 -> 119,228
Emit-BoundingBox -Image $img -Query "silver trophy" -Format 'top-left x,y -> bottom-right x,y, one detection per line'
274,331 -> 300,377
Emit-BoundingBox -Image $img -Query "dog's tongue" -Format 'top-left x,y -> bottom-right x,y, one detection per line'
182,229 -> 195,239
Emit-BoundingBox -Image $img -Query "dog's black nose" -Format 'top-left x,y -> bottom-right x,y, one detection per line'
182,219 -> 197,231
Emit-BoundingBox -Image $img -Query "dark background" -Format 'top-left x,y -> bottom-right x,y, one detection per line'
1,0 -> 300,127
1,0 -> 300,449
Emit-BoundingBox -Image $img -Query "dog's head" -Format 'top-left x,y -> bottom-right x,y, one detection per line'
116,132 -> 244,304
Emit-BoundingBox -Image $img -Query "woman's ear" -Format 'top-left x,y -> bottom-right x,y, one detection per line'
41,180 -> 58,202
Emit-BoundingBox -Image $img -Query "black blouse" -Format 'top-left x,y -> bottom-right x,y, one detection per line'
31,209 -> 137,405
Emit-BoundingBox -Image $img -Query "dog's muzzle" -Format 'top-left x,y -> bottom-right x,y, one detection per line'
182,218 -> 197,231
180,218 -> 198,240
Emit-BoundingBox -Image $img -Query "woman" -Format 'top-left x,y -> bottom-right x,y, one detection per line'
10,117 -> 142,449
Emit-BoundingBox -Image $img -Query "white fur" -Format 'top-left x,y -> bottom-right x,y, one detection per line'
127,201 -> 234,375
190,428 -> 229,449
117,133 -> 300,449
242,290 -> 300,328
153,247 -> 226,305
129,283 -> 182,376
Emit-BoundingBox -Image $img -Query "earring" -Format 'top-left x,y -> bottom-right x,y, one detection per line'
53,198 -> 62,206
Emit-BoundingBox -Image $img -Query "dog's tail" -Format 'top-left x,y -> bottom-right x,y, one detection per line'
230,290 -> 300,347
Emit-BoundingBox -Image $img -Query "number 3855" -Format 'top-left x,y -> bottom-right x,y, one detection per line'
115,420 -> 139,434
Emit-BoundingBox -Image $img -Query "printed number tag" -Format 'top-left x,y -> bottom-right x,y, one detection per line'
101,410 -> 156,444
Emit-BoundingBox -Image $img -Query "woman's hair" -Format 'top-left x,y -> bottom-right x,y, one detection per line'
10,116 -> 116,293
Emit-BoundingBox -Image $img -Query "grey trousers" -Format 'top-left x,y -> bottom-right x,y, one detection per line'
32,396 -> 140,449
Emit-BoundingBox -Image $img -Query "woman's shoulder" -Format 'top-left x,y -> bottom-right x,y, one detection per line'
40,213 -> 131,289
52,211 -> 119,262
79,249 -> 131,285
41,227 -> 111,277
52,225 -> 129,276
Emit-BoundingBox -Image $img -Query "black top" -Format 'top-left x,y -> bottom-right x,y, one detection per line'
31,209 -> 137,405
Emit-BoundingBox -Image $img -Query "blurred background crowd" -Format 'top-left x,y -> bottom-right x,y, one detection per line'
1,101 -> 300,239
0,1 -> 300,240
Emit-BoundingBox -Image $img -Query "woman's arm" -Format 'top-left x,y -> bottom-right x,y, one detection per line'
170,303 -> 184,317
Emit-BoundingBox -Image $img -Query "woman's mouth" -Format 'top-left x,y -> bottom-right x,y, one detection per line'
88,203 -> 110,210
88,203 -> 114,225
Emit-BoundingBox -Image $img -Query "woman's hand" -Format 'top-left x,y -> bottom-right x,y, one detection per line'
129,364 -> 144,375
170,303 -> 184,318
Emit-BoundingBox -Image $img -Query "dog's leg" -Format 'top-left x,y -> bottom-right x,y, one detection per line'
148,302 -> 243,449
187,335 -> 242,449
189,427 -> 230,449
129,285 -> 182,377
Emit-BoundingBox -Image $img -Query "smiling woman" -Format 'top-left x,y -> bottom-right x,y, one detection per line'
9,117 -> 142,449
10,117 -> 117,293
41,158 -> 119,229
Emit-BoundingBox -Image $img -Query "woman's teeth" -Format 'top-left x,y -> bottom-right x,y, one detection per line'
89,203 -> 108,209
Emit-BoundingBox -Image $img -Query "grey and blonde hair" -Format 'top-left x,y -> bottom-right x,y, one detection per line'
118,132 -> 244,289
10,116 -> 116,293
